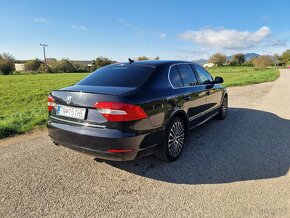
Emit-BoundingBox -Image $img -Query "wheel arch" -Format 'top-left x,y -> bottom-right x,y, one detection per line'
166,109 -> 189,132
223,89 -> 228,99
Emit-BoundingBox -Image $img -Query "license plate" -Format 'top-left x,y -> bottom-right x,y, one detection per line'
57,105 -> 86,120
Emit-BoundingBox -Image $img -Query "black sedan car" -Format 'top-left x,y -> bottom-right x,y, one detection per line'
47,60 -> 227,161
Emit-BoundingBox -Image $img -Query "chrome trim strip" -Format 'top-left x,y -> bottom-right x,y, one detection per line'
189,111 -> 219,129
188,104 -> 220,121
50,116 -> 106,128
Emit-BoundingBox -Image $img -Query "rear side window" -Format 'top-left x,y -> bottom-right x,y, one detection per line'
194,65 -> 213,85
169,66 -> 183,88
77,64 -> 155,87
176,64 -> 197,87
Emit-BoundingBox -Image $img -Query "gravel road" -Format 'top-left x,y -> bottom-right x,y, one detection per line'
1,69 -> 289,217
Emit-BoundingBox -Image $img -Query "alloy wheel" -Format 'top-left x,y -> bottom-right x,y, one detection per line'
168,121 -> 185,157
221,96 -> 228,116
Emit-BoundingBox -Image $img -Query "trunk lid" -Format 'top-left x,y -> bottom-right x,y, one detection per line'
49,85 -> 136,127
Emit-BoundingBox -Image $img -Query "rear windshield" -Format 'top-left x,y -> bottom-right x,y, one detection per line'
77,64 -> 155,87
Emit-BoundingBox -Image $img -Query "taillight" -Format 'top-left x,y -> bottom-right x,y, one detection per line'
48,95 -> 55,111
94,102 -> 148,122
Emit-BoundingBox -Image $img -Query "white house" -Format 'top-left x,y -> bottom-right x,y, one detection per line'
15,63 -> 25,71
203,63 -> 215,68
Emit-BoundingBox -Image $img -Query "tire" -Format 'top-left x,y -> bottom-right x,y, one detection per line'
156,117 -> 186,161
216,95 -> 228,120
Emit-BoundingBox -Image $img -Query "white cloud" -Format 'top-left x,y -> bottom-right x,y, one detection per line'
71,25 -> 88,31
271,39 -> 287,47
118,19 -> 131,26
179,26 -> 271,50
159,32 -> 167,39
176,48 -> 212,61
34,18 -> 47,23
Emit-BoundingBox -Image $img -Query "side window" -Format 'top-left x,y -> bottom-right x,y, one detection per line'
169,66 -> 183,88
194,65 -> 213,85
176,64 -> 197,87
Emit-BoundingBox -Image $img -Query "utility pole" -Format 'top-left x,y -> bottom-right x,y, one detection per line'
40,44 -> 48,65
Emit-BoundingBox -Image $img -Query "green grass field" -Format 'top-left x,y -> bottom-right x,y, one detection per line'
0,67 -> 279,139
209,67 -> 280,87
0,73 -> 88,139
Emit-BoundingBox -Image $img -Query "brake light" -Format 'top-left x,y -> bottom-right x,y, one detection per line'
94,102 -> 148,122
48,95 -> 55,111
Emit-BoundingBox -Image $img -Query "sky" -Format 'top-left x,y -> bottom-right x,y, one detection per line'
0,0 -> 289,61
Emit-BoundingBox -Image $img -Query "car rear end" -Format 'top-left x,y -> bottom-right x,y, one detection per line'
47,63 -> 163,161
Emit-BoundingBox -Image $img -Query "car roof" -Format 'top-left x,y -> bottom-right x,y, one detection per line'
120,60 -> 197,67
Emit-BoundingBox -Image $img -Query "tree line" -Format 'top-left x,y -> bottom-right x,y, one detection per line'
208,50 -> 290,68
0,54 -> 160,75
1,50 -> 289,75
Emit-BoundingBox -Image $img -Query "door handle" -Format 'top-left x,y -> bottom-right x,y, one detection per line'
183,95 -> 190,101
206,91 -> 211,95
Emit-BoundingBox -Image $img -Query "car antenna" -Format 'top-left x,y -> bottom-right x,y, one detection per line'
128,58 -> 134,64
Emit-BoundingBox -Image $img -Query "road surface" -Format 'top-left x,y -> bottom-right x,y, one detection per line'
0,69 -> 289,217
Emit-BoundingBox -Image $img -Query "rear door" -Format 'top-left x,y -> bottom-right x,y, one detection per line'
193,64 -> 222,112
168,64 -> 207,124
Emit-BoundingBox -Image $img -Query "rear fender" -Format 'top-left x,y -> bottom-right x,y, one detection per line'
165,109 -> 189,131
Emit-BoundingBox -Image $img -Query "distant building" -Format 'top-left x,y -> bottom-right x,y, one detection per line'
203,63 -> 215,68
15,63 -> 25,71
45,58 -> 94,67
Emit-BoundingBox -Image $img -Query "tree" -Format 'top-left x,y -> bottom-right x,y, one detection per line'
155,56 -> 160,60
0,53 -> 15,75
232,53 -> 245,66
243,60 -> 254,67
46,58 -> 57,66
94,56 -> 114,69
229,59 -> 238,66
51,59 -> 76,73
38,63 -> 51,73
24,59 -> 42,71
208,53 -> 226,66
137,56 -> 149,61
280,49 -> 290,66
252,55 -> 273,68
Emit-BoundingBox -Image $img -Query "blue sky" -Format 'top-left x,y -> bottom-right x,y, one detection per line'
0,0 -> 289,61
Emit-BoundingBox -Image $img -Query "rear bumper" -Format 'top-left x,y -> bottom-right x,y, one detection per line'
47,118 -> 164,161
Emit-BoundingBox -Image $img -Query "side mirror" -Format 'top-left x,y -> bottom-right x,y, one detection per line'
214,76 -> 224,84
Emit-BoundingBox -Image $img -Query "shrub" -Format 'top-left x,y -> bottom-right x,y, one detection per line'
0,53 -> 15,75
242,60 -> 254,67
253,56 -> 273,68
39,63 -> 52,73
50,59 -> 76,73
24,59 -> 42,71
94,56 -> 114,69
137,56 -> 149,61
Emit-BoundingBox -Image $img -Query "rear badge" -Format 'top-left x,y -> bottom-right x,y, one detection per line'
66,96 -> 72,104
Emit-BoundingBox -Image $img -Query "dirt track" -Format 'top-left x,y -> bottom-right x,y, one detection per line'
0,69 -> 289,217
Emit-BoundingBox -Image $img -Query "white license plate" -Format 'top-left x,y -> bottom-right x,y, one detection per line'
57,105 -> 86,120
